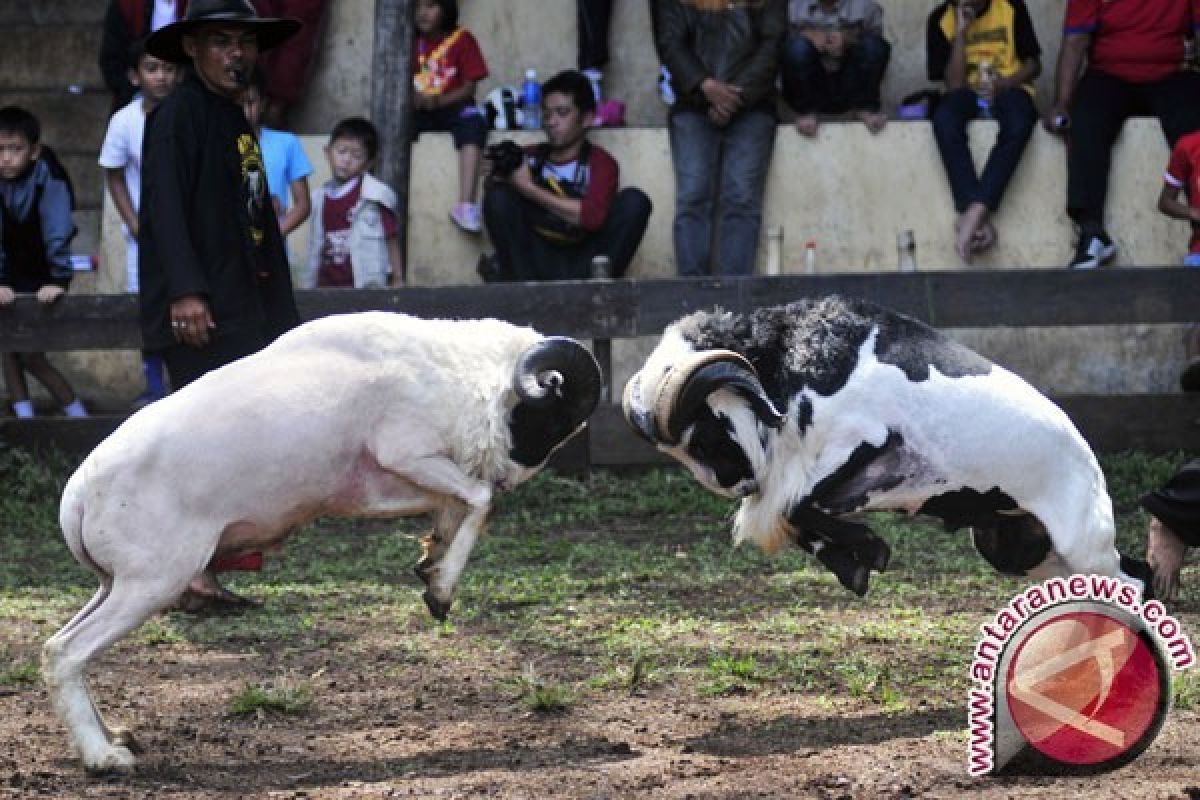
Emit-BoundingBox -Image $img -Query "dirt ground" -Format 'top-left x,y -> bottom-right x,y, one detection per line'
3,610 -> 1198,800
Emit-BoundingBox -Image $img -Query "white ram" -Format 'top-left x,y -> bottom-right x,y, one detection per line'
43,312 -> 601,772
623,296 -> 1152,597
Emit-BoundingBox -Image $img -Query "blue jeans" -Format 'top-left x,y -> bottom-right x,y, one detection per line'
781,32 -> 891,114
669,108 -> 777,276
931,87 -> 1037,213
1184,253 -> 1200,268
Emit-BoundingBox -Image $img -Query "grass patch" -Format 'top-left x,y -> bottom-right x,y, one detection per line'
507,663 -> 574,713
229,678 -> 315,716
2,448 -> 1196,721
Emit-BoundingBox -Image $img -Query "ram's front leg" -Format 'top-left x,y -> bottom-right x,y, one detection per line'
400,457 -> 494,620
786,504 -> 891,597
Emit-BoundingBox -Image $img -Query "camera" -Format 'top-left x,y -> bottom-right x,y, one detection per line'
484,140 -> 525,179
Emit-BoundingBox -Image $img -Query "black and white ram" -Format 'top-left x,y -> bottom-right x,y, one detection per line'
623,296 -> 1152,597
43,312 -> 601,772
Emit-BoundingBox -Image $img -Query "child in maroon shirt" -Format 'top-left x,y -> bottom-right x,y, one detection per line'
412,0 -> 490,234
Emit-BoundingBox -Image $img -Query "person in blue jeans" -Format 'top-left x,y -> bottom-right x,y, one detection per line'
654,0 -> 786,277
926,0 -> 1041,263
782,0 -> 891,137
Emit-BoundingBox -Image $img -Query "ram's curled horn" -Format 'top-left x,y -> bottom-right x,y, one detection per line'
513,336 -> 603,420
655,350 -> 785,444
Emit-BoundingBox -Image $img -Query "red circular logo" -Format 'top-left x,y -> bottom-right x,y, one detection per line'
1005,611 -> 1164,767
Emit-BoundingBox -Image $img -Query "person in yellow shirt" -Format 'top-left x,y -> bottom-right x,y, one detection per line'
926,0 -> 1041,262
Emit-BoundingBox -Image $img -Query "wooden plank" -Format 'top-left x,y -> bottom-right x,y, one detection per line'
586,394 -> 1200,464
370,0 -> 415,262
5,394 -> 1194,464
2,270 -> 1196,352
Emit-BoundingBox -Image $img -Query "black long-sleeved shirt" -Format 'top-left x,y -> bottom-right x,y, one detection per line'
138,73 -> 299,351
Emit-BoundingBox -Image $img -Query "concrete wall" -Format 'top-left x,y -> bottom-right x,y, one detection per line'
292,0 -> 1069,133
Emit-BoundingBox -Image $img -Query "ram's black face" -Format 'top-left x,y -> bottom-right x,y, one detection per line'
680,405 -> 756,496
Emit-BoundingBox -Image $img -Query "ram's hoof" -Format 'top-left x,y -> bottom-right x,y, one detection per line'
868,540 -> 892,573
839,565 -> 870,598
422,590 -> 450,621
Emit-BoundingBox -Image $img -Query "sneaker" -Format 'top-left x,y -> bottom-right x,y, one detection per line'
1068,230 -> 1116,269
450,202 -> 482,233
476,252 -> 505,283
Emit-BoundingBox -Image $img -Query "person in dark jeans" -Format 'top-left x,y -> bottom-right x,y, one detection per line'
481,70 -> 651,282
654,0 -> 786,277
783,0 -> 890,136
1046,0 -> 1200,269
927,0 -> 1041,262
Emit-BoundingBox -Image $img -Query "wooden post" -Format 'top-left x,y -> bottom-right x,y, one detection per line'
370,0 -> 415,267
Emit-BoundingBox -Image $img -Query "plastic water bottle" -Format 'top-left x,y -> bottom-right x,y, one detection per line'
976,59 -> 994,118
765,226 -> 784,275
897,230 -> 918,272
804,240 -> 817,275
521,69 -> 541,130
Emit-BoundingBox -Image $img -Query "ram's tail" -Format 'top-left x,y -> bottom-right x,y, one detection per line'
58,466 -> 106,579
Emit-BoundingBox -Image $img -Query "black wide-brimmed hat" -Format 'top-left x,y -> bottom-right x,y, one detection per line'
1141,459 -> 1200,546
147,0 -> 301,64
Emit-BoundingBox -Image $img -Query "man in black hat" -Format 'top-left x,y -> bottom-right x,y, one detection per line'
139,0 -> 302,610
1143,459 -> 1200,601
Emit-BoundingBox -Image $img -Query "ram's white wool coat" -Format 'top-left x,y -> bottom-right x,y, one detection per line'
44,312 -> 598,773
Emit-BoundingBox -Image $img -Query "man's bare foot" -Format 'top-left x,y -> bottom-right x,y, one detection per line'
794,113 -> 819,137
1146,517 -> 1187,602
955,203 -> 989,261
972,220 -> 997,253
854,109 -> 887,134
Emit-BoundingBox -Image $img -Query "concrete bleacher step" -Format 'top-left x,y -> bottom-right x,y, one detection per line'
0,25 -> 104,93
0,0 -> 105,25
0,90 -> 112,155
59,152 -> 105,212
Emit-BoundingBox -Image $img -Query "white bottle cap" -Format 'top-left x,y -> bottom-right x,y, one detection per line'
526,68 -> 537,80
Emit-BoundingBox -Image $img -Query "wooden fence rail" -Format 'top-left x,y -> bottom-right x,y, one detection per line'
1,270 -> 1198,458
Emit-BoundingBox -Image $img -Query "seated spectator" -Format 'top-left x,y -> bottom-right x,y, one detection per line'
654,0 -> 786,277
480,70 -> 652,282
252,0 -> 331,128
1157,129 -> 1200,268
301,117 -> 404,289
0,107 -> 88,419
1046,0 -> 1200,269
927,0 -> 1041,262
412,0 -> 489,234
99,0 -> 186,110
240,68 -> 313,243
783,0 -> 890,136
1143,459 -> 1200,601
99,38 -> 179,409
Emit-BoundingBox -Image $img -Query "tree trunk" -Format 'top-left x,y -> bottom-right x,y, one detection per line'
370,0 -> 414,275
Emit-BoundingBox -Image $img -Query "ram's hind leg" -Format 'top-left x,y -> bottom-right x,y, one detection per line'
43,576 -> 181,772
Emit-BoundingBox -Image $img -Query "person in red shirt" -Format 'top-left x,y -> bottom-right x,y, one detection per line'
1046,0 -> 1200,269
1158,130 -> 1200,391
412,0 -> 490,234
479,70 -> 652,282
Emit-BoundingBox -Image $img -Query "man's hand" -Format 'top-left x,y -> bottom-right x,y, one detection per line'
1042,104 -> 1071,135
507,159 -> 536,193
413,91 -> 437,112
701,78 -> 743,119
956,3 -> 976,32
36,285 -> 65,304
708,106 -> 733,128
170,294 -> 215,348
0,286 -> 13,306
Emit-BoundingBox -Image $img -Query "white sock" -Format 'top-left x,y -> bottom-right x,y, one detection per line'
63,399 -> 88,418
13,400 -> 34,418
583,68 -> 603,102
